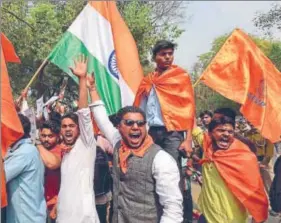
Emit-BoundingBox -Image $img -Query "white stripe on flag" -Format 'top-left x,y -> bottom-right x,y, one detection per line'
68,4 -> 115,78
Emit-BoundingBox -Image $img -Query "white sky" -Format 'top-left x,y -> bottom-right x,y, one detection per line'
174,1 -> 281,71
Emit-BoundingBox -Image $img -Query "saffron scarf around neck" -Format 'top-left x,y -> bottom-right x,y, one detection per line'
119,135 -> 154,174
134,65 -> 195,131
201,134 -> 268,222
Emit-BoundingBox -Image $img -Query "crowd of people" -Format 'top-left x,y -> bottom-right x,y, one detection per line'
2,40 -> 281,223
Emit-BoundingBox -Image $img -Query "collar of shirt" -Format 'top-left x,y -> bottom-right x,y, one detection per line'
10,138 -> 32,152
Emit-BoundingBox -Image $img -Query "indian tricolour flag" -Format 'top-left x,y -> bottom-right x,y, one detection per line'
48,1 -> 143,115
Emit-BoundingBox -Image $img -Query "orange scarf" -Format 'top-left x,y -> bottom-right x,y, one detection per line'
119,135 -> 154,174
134,65 -> 195,131
1,161 -> 7,207
201,134 -> 268,222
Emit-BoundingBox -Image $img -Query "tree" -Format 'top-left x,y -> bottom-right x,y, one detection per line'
118,0 -> 186,66
192,32 -> 281,115
1,0 -> 187,107
253,2 -> 281,37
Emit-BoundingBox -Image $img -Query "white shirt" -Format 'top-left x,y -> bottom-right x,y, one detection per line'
90,101 -> 183,223
57,108 -> 99,223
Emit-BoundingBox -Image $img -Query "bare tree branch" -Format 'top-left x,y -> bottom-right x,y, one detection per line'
2,7 -> 35,30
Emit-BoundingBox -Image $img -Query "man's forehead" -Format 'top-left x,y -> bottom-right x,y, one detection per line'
157,48 -> 174,53
123,112 -> 144,120
40,128 -> 56,135
62,118 -> 76,125
214,124 -> 234,130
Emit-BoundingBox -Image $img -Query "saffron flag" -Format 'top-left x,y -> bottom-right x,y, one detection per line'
1,33 -> 23,207
48,1 -> 143,115
201,28 -> 281,143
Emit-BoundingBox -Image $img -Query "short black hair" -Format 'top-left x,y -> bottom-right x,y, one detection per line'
109,113 -> 119,127
40,120 -> 60,135
199,110 -> 213,119
116,106 -> 146,125
214,108 -> 236,121
18,114 -> 31,138
61,113 -> 78,126
152,40 -> 176,59
208,116 -> 235,132
49,111 -> 62,125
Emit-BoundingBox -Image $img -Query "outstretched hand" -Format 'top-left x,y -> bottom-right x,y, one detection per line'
69,54 -> 88,78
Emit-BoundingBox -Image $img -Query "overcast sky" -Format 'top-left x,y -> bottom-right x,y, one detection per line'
174,1 -> 281,71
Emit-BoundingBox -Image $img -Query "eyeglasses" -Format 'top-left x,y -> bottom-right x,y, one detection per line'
122,119 -> 146,127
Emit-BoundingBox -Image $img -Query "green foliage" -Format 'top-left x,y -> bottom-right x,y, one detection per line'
192,32 -> 281,116
1,0 -> 186,106
119,0 -> 186,67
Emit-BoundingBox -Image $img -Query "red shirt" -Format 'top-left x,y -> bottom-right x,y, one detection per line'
44,145 -> 63,210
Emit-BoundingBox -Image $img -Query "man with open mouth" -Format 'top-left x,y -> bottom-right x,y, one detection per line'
88,74 -> 183,223
194,109 -> 268,223
56,55 -> 99,223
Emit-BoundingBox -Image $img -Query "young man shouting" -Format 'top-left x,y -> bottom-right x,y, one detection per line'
56,55 -> 99,223
196,110 -> 268,223
88,75 -> 183,223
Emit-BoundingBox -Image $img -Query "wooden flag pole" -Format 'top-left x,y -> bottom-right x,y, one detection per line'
24,57 -> 49,92
192,76 -> 202,88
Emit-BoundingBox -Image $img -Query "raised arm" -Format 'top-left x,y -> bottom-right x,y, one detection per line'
69,54 -> 88,109
70,55 -> 95,147
87,75 -> 120,147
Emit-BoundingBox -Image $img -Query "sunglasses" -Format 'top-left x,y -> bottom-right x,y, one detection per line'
122,119 -> 146,127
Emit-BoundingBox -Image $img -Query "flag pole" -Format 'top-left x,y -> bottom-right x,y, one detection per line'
24,57 -> 49,91
192,76 -> 202,88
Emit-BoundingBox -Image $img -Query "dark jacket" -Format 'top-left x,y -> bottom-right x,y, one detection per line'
269,156 -> 281,212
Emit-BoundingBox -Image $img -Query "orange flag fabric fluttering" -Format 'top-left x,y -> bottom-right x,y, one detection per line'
201,28 -> 281,143
1,33 -> 23,207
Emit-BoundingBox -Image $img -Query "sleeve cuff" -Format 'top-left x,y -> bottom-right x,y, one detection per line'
89,100 -> 105,108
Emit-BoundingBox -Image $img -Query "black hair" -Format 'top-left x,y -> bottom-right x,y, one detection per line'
116,106 -> 146,125
61,113 -> 78,125
18,114 -> 31,138
152,40 -> 176,60
208,116 -> 235,132
49,111 -> 62,125
214,108 -> 236,121
109,113 -> 119,127
199,110 -> 213,119
40,120 -> 60,135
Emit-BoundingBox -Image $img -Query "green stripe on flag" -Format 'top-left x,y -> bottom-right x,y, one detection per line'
48,32 -> 121,115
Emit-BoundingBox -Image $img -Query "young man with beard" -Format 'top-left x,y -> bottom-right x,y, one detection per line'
194,111 -> 268,223
88,76 -> 183,222
56,55 -> 99,223
37,120 -> 63,222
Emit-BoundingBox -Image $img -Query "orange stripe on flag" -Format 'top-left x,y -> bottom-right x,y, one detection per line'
1,34 -> 24,207
89,1 -> 143,94
201,28 -> 281,143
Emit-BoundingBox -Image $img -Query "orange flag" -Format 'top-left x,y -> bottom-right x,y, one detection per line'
1,33 -> 23,207
201,28 -> 281,143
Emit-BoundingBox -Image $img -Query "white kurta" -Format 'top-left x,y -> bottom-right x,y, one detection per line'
57,108 -> 99,223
